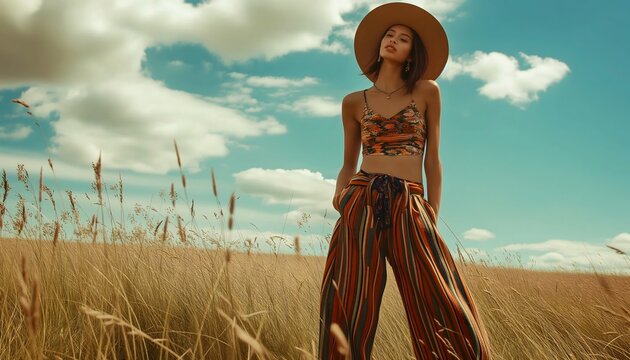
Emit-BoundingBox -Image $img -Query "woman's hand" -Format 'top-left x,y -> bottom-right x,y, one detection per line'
425,200 -> 438,222
332,192 -> 342,212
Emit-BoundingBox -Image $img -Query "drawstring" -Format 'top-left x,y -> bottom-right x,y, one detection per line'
366,173 -> 408,236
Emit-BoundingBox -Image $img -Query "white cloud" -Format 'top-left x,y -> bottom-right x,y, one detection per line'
267,90 -> 292,98
317,41 -> 351,55
0,148 -> 160,186
608,232 -> 630,253
208,83 -> 259,107
1,0 -> 145,88
360,0 -> 465,21
442,51 -> 570,108
332,22 -> 358,41
245,76 -> 319,88
279,96 -> 341,117
332,21 -> 359,41
0,0 -> 467,88
497,236 -> 630,274
462,227 -> 495,241
20,77 -> 287,174
209,73 -> 322,113
228,72 -> 248,80
0,125 -> 32,140
233,168 -> 339,224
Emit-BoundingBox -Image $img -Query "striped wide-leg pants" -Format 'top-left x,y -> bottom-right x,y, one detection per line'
318,169 -> 493,359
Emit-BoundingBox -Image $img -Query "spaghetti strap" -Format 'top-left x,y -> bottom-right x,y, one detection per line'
363,89 -> 369,111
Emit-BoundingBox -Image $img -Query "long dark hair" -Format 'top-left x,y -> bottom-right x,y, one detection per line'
361,24 -> 428,95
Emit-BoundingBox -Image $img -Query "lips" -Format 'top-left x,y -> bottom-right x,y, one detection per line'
385,45 -> 396,51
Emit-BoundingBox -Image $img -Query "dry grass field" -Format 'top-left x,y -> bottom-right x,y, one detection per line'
1,146 -> 630,359
1,236 -> 630,360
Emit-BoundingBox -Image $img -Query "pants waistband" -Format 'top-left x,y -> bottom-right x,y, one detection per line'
347,169 -> 424,195
346,169 -> 425,235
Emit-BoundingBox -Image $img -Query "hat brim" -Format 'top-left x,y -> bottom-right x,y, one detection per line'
354,2 -> 449,81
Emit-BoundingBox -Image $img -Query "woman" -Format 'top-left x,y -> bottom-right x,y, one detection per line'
318,3 -> 493,359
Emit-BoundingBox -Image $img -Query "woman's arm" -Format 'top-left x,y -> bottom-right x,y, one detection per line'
423,80 -> 442,218
333,93 -> 361,211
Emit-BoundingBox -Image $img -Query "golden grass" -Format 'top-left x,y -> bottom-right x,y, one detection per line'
0,237 -> 629,359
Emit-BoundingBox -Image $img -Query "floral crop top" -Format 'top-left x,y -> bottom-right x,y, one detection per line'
361,89 -> 427,156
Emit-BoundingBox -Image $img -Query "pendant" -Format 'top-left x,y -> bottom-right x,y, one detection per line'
386,95 -> 391,99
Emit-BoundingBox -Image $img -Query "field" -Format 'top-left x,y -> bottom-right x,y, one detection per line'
1,236 -> 630,359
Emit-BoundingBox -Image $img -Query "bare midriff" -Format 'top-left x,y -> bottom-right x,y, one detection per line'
360,154 -> 424,184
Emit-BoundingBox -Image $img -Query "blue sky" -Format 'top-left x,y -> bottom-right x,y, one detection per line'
0,0 -> 628,273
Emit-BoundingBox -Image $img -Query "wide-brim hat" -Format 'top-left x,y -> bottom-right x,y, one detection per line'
354,2 -> 449,81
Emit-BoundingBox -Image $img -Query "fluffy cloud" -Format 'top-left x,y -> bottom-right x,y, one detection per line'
608,232 -> 630,253
497,235 -> 630,273
0,147 -> 170,186
208,72 -> 323,115
20,77 -> 286,174
0,125 -> 32,140
1,0 -> 466,87
0,0 -> 354,85
233,168 -> 338,224
361,0 -> 465,21
245,75 -> 319,88
462,227 -> 495,241
279,96 -> 341,117
442,51 -> 570,108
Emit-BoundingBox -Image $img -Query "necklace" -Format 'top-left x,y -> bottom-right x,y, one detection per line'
373,83 -> 405,99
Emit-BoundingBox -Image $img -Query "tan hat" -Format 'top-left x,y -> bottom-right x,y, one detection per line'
353,2 -> 449,81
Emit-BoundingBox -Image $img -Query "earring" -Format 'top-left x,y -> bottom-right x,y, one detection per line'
405,60 -> 411,72
377,55 -> 382,62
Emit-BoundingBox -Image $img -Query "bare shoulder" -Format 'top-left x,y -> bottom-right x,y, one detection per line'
342,90 -> 367,124
342,90 -> 365,108
414,79 -> 440,98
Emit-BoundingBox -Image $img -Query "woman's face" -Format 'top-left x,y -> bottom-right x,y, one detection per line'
379,24 -> 413,64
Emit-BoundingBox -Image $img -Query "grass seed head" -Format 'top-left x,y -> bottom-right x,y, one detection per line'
170,183 -> 176,208
177,215 -> 186,243
53,221 -> 60,247
211,168 -> 217,197
294,235 -> 301,256
66,190 -> 76,212
118,173 -> 123,205
1,169 -> 9,203
38,166 -> 43,204
330,323 -> 350,358
174,140 -> 182,169
161,216 -> 169,243
229,192 -> 235,215
606,244 -> 626,255
92,153 -> 103,205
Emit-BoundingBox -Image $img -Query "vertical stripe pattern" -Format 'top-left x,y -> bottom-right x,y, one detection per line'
318,169 -> 493,359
